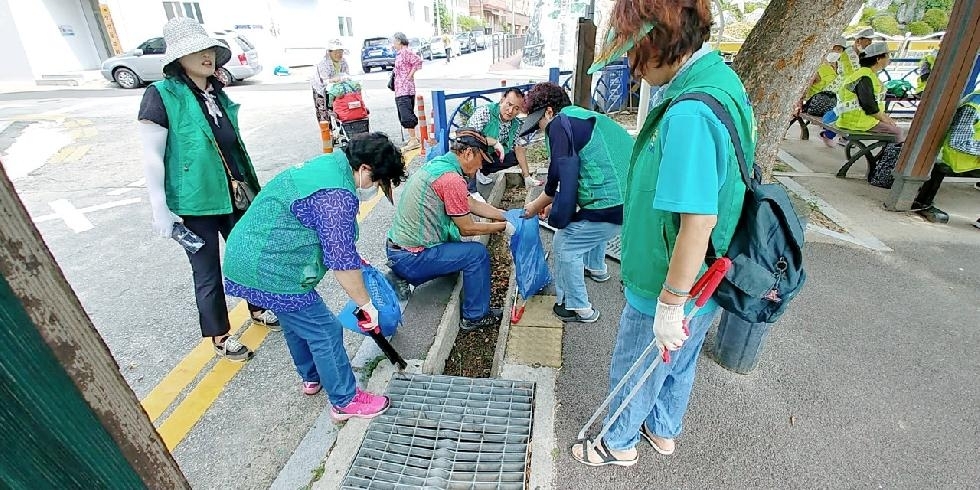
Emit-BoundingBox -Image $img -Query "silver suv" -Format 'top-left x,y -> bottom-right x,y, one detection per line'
100,31 -> 262,89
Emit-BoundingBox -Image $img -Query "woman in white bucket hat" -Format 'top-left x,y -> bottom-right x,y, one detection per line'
312,38 -> 350,122
138,17 -> 279,361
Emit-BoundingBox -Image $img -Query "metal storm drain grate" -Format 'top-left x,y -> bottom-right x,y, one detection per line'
341,374 -> 535,490
605,236 -> 622,262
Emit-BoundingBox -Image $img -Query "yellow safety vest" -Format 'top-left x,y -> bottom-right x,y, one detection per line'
940,92 -> 980,173
836,67 -> 885,132
807,62 -> 842,99
841,48 -> 861,77
916,53 -> 937,93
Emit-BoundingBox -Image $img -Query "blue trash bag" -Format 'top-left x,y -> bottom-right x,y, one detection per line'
505,209 -> 552,299
337,264 -> 402,336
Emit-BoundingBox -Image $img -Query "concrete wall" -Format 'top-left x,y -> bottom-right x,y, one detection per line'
0,0 -> 36,81
4,0 -> 103,78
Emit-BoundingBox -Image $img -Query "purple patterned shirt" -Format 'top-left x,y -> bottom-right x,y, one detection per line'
225,189 -> 361,312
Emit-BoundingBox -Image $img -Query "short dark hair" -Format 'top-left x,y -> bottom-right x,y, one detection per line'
501,87 -> 525,100
524,82 -> 571,115
163,61 -> 224,91
344,132 -> 407,201
859,53 -> 888,68
606,0 -> 712,77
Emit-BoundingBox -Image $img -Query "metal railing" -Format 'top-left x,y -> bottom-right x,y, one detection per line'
492,34 -> 526,64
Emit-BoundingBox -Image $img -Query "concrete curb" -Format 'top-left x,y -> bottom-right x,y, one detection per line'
777,176 -> 893,252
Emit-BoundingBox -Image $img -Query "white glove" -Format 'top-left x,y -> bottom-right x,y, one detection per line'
524,175 -> 542,187
152,205 -> 182,238
356,301 -> 380,333
654,299 -> 688,356
493,141 -> 505,160
504,221 -> 517,236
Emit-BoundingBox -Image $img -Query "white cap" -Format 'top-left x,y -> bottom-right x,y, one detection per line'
327,39 -> 345,51
855,28 -> 875,39
862,41 -> 890,58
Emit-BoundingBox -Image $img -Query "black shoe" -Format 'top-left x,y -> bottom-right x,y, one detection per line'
553,303 -> 577,320
461,308 -> 503,332
915,205 -> 949,224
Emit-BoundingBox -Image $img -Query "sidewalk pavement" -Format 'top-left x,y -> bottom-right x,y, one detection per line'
548,138 -> 980,486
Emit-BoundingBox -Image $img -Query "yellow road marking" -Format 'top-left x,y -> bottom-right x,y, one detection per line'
157,323 -> 272,450
48,144 -> 91,164
146,194 -> 384,449
403,147 -> 421,163
141,303 -> 250,422
70,127 -> 97,139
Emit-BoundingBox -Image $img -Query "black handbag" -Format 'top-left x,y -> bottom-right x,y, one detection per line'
803,91 -> 837,117
547,115 -> 580,229
387,71 -> 395,91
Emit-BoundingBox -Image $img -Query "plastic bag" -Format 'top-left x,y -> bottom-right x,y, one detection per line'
505,209 -> 552,299
337,264 -> 402,336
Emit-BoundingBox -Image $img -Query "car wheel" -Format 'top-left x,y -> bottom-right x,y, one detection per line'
362,65 -> 371,73
216,67 -> 233,86
113,67 -> 141,89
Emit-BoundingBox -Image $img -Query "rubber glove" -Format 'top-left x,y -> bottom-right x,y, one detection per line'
493,141 -> 505,160
654,299 -> 688,357
355,302 -> 380,334
140,122 -> 182,238
504,221 -> 517,236
524,175 -> 542,187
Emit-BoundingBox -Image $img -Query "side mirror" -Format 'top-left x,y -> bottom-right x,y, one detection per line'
134,49 -> 144,56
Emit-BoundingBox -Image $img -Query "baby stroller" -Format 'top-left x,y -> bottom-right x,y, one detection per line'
327,79 -> 370,149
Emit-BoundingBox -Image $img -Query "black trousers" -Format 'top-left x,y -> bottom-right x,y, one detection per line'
395,94 -> 418,129
914,164 -> 980,207
181,212 -> 262,338
467,150 -> 519,192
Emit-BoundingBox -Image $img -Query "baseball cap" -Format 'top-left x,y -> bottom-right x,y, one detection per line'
588,22 -> 655,74
833,36 -> 847,48
855,28 -> 875,39
452,128 -> 492,163
862,41 -> 890,58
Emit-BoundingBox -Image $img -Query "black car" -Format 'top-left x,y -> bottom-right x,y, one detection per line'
456,33 -> 477,54
361,37 -> 395,73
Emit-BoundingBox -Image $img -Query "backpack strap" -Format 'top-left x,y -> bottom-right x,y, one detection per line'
670,92 -> 758,189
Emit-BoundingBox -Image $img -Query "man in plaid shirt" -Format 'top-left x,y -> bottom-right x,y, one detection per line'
465,88 -> 542,197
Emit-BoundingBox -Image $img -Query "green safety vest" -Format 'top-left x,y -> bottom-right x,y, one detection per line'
387,153 -> 464,248
621,51 -> 750,301
153,77 -> 260,216
554,105 -> 632,210
836,67 -> 886,132
223,153 -> 357,294
917,52 -> 937,93
808,61 -> 843,99
941,91 -> 980,173
483,102 -> 521,153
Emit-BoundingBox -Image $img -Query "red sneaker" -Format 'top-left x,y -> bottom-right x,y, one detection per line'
330,388 -> 389,421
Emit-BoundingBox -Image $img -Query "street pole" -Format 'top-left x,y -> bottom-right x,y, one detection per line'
572,16 -> 597,108
435,0 -> 442,34
511,0 -> 516,33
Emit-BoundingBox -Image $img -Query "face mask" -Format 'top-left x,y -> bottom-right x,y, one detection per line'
356,168 -> 379,202
825,52 -> 841,63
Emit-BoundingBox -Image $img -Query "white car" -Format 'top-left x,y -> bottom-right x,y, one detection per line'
101,30 -> 262,89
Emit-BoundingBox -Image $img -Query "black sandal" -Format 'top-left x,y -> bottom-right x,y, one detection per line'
571,438 -> 637,467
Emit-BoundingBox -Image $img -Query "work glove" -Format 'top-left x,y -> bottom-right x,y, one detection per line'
493,141 -> 505,160
504,221 -> 517,237
653,299 -> 688,359
152,204 -> 182,239
355,301 -> 380,334
524,175 -> 542,188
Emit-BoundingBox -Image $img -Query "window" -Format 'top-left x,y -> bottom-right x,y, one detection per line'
140,37 -> 166,55
408,1 -> 415,20
338,16 -> 354,37
162,2 -> 204,23
424,6 -> 431,22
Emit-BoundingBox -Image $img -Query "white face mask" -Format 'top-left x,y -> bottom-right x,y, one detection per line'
357,168 -> 379,202
825,52 -> 841,63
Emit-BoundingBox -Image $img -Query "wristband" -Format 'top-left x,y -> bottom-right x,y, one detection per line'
661,282 -> 691,298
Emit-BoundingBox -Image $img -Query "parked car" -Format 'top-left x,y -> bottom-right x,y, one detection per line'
361,37 -> 396,72
456,32 -> 477,54
100,31 -> 261,89
429,36 -> 461,58
410,37 -> 433,61
471,31 -> 488,50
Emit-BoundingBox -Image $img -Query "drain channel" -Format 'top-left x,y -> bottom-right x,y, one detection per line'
342,374 -> 535,489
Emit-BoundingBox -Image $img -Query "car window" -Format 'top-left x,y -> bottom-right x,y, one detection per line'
236,35 -> 255,50
140,37 -> 166,55
364,38 -> 387,48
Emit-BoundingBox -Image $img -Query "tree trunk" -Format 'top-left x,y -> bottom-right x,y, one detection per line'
732,0 -> 866,179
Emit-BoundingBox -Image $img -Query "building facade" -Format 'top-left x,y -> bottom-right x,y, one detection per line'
468,0 -> 530,34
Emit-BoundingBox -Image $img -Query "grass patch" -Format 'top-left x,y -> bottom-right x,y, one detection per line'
303,461 -> 326,489
358,354 -> 386,379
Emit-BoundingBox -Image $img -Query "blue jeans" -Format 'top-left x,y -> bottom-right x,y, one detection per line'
274,296 -> 356,407
386,241 -> 491,320
552,220 -> 620,310
603,303 -> 719,451
821,110 -> 838,140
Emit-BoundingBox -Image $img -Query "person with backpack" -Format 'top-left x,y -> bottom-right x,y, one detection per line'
836,41 -> 905,143
517,82 -> 632,323
570,0 -> 754,466
222,133 -> 407,420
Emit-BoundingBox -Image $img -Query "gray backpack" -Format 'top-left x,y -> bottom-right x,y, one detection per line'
673,93 -> 808,324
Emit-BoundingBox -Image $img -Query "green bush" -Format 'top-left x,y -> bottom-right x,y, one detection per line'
871,15 -> 901,35
908,21 -> 934,36
923,0 -> 953,11
860,7 -> 878,24
922,9 -> 949,30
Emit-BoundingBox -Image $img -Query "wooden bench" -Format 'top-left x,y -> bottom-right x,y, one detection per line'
792,113 -> 897,178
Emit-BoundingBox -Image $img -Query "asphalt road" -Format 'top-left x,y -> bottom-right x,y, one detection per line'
0,48 -> 510,489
